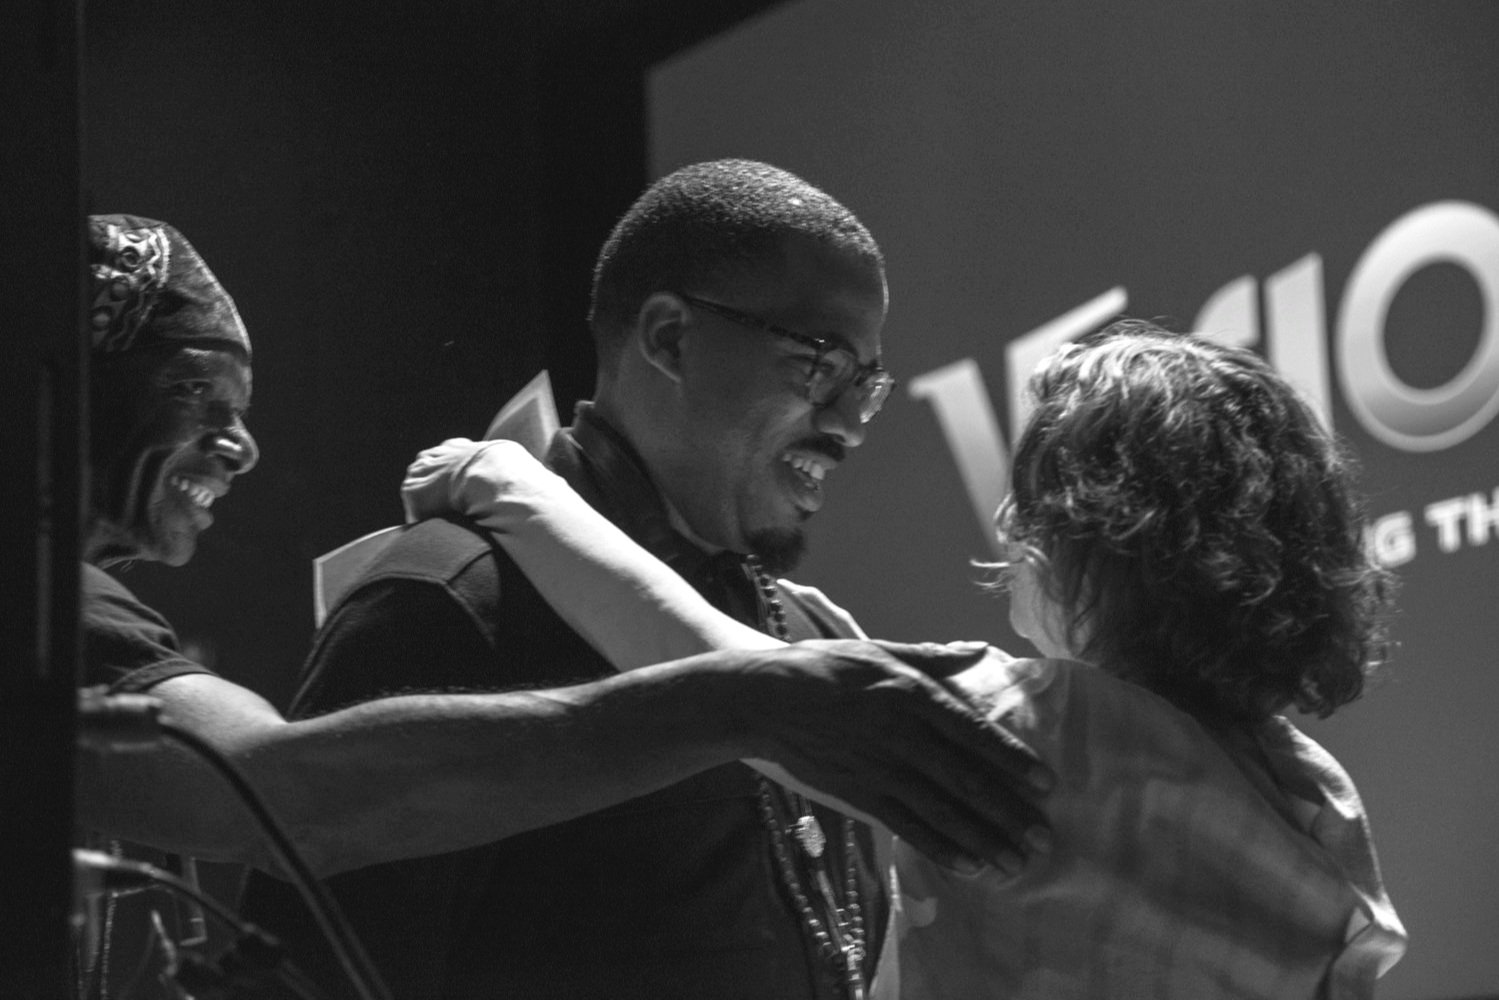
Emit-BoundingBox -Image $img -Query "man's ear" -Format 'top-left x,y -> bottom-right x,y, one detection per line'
635,292 -> 690,383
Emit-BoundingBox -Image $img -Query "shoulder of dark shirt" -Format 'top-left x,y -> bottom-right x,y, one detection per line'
358,516 -> 500,588
312,517 -> 512,663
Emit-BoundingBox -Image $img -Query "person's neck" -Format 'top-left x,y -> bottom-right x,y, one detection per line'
588,393 -> 726,556
82,514 -> 128,568
662,499 -> 724,555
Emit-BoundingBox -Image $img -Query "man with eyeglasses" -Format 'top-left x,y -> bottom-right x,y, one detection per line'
242,160 -> 1048,998
668,291 -> 894,571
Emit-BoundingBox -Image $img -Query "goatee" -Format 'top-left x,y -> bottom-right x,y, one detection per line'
746,526 -> 806,576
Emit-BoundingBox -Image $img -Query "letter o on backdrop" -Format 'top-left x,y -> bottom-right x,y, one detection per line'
1338,200 -> 1499,452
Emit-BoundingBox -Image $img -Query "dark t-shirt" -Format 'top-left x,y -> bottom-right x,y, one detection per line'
78,563 -> 216,999
82,563 -> 214,692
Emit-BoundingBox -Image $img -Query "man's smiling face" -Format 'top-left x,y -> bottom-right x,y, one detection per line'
88,344 -> 258,567
664,234 -> 888,573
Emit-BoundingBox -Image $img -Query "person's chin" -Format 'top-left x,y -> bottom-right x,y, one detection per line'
144,513 -> 203,567
746,524 -> 806,576
158,543 -> 197,567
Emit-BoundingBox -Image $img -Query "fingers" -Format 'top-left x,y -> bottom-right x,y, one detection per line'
404,440 -> 482,489
879,701 -> 1052,862
865,795 -> 992,876
402,437 -> 566,529
871,639 -> 1056,795
857,649 -> 1055,865
409,437 -> 483,471
747,639 -> 1056,874
775,691 -> 1051,871
871,639 -> 990,677
401,438 -> 486,522
803,728 -> 1048,876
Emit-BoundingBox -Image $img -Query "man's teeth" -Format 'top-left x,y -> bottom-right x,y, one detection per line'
784,455 -> 827,482
169,476 -> 216,508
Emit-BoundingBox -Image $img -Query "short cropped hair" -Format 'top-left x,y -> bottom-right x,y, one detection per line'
998,319 -> 1394,724
588,159 -> 883,367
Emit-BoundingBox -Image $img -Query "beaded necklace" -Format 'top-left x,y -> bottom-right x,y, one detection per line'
747,557 -> 868,1000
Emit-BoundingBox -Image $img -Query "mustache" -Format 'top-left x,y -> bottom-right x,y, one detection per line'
792,436 -> 846,465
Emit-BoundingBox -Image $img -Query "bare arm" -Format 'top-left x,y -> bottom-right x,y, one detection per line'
77,659 -> 747,877
77,639 -> 1028,877
402,439 -> 777,667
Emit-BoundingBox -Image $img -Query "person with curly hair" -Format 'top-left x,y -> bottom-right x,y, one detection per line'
999,318 -> 1386,725
405,318 -> 1407,998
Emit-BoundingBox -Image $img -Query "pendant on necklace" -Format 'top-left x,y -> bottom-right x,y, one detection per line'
792,813 -> 826,859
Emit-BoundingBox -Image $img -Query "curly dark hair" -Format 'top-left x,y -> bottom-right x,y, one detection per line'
997,319 -> 1395,724
588,159 -> 883,369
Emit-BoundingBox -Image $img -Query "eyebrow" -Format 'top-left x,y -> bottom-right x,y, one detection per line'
151,355 -> 251,398
799,325 -> 883,368
828,335 -> 884,370
686,292 -> 882,367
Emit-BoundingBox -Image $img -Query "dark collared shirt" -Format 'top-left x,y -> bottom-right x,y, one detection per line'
551,402 -> 765,626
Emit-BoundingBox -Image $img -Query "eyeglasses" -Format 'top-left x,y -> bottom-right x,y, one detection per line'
677,293 -> 895,423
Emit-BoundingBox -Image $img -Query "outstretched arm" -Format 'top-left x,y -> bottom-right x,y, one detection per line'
402,438 -> 780,667
77,634 -> 1035,878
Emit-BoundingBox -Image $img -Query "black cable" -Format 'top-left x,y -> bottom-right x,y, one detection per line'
156,721 -> 390,1000
78,849 -> 252,940
76,690 -> 385,996
76,850 -> 319,999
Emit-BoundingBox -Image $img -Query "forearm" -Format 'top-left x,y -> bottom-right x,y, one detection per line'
502,500 -> 777,668
81,638 -> 1049,880
408,439 -> 774,667
273,662 -> 768,873
78,660 -> 766,876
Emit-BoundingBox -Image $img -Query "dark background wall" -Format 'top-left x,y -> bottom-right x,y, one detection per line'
82,0 -> 774,708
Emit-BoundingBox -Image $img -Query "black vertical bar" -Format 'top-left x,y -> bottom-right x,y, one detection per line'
0,0 -> 85,995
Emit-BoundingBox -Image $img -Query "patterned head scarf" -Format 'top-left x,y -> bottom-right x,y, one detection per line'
88,214 -> 251,358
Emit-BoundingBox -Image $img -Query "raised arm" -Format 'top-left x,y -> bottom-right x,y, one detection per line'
405,439 -> 907,824
402,438 -> 778,668
401,438 -> 1052,870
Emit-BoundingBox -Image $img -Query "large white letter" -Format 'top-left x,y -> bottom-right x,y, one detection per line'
1005,288 -> 1128,444
1266,254 -> 1333,428
908,359 -> 1009,557
1338,200 -> 1499,452
1193,274 -> 1259,349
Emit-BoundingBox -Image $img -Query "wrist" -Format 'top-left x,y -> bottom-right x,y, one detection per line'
453,442 -> 566,532
686,646 -> 803,762
647,649 -> 776,761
